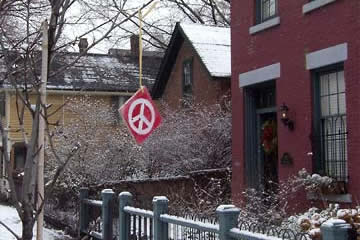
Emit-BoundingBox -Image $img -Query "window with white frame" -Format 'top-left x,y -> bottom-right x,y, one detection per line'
256,0 -> 278,24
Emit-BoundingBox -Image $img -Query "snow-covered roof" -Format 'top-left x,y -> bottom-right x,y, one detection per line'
51,52 -> 161,92
0,50 -> 162,92
180,23 -> 231,77
152,22 -> 231,99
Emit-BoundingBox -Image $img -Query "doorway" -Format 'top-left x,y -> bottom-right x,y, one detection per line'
244,81 -> 278,191
257,109 -> 278,192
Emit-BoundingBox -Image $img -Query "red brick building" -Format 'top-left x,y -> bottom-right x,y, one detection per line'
152,23 -> 231,108
231,0 -> 360,204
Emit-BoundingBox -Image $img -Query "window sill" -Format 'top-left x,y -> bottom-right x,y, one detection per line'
303,0 -> 337,14
249,17 -> 280,35
307,192 -> 352,203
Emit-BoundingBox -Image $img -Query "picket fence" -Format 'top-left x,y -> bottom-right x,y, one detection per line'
79,188 -> 355,240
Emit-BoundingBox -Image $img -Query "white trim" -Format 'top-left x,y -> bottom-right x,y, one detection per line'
239,63 -> 281,87
306,43 -> 348,70
249,17 -> 281,35
303,0 -> 337,14
307,192 -> 352,203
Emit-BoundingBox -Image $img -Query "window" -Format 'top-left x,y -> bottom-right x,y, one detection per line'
13,143 -> 27,171
112,96 -> 130,123
182,59 -> 193,98
256,0 -> 278,24
313,66 -> 347,182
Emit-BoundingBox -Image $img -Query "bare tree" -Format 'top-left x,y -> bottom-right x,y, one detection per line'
79,0 -> 231,52
0,0 -> 157,239
45,96 -> 137,189
0,0 -> 230,238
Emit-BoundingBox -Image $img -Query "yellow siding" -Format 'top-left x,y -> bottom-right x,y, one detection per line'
9,95 -> 34,141
9,94 -> 112,143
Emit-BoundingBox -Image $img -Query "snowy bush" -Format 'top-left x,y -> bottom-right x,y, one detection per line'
44,96 -> 231,219
46,97 -> 231,187
297,168 -> 335,193
236,169 -> 360,240
130,101 -> 231,178
168,169 -> 232,218
238,169 -> 336,227
283,204 -> 360,239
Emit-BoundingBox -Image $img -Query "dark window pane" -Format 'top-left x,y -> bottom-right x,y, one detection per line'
183,60 -> 192,97
255,87 -> 276,108
261,0 -> 277,22
14,144 -> 26,170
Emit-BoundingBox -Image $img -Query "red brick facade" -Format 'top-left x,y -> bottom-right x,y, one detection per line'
231,0 -> 360,205
162,40 -> 230,109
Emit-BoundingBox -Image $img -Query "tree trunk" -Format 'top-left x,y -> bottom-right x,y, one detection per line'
21,210 -> 35,240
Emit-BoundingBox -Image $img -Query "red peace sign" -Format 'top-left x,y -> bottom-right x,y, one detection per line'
119,87 -> 162,144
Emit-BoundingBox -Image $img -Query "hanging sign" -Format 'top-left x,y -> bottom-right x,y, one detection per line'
119,87 -> 162,144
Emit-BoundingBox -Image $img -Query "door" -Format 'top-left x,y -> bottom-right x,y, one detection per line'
257,109 -> 278,193
244,81 -> 277,190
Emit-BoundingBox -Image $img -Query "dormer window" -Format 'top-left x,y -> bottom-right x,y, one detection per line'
183,59 -> 193,98
256,0 -> 278,24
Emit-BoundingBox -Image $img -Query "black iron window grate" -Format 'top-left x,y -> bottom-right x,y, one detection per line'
321,116 -> 348,181
314,68 -> 348,182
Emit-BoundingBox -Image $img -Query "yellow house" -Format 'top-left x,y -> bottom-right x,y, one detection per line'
0,41 -> 162,197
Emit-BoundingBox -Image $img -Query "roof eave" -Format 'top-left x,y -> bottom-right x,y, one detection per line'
152,23 -> 184,99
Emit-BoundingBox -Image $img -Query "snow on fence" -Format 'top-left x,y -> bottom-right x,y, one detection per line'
79,188 -> 355,240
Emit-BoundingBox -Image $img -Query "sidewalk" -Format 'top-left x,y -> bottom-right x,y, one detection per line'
0,204 -> 69,240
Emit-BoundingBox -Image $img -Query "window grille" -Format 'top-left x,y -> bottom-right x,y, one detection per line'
314,69 -> 348,182
320,116 -> 347,181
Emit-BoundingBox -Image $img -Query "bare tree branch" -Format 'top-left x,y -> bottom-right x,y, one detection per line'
0,220 -> 21,240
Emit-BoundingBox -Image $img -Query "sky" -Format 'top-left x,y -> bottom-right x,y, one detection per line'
62,0 -> 173,54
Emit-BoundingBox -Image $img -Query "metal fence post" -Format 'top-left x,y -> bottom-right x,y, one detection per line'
118,192 -> 133,240
102,189 -> 115,240
216,205 -> 240,240
320,219 -> 355,240
79,187 -> 89,237
153,196 -> 169,240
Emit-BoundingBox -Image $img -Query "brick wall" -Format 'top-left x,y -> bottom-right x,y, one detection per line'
162,40 -> 230,109
93,168 -> 231,215
231,0 -> 360,205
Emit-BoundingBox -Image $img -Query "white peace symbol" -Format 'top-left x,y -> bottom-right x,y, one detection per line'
128,98 -> 155,135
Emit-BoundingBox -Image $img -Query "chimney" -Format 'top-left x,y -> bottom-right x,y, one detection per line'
78,38 -> 88,54
130,34 -> 139,56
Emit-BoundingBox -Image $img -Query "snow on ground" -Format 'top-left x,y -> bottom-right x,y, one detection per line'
0,204 -> 69,240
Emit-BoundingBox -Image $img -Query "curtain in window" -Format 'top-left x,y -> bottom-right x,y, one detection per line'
319,70 -> 347,181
